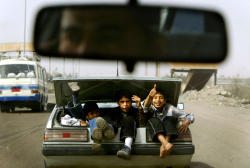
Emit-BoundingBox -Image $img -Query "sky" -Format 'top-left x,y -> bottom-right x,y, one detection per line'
0,0 -> 250,78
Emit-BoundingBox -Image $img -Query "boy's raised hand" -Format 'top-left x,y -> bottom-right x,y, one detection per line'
132,95 -> 142,110
149,84 -> 157,98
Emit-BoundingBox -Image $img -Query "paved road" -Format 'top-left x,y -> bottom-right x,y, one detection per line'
185,100 -> 250,168
0,100 -> 249,168
0,109 -> 49,168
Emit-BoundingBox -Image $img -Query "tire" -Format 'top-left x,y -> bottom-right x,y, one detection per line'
43,102 -> 48,112
32,102 -> 43,112
9,105 -> 15,113
0,104 -> 9,112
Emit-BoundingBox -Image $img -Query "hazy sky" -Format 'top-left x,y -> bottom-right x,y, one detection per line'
0,0 -> 250,78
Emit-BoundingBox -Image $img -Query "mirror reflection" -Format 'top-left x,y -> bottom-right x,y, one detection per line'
35,6 -> 227,62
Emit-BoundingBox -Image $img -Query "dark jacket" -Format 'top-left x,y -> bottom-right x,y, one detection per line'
102,106 -> 138,128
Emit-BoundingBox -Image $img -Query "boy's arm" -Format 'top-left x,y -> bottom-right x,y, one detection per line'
80,113 -> 89,126
169,105 -> 195,124
144,84 -> 157,107
132,95 -> 143,111
144,95 -> 153,108
168,105 -> 195,133
80,120 -> 88,126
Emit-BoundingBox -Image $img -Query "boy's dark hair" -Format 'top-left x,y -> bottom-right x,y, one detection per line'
155,91 -> 165,98
116,92 -> 132,102
83,101 -> 99,113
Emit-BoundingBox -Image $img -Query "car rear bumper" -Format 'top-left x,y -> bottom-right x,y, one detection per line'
43,155 -> 193,168
43,143 -> 194,167
42,143 -> 194,156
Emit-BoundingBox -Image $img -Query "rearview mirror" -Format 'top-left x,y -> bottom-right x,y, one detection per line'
34,5 -> 227,63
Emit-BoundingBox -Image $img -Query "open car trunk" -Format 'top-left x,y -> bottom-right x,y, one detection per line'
43,77 -> 194,168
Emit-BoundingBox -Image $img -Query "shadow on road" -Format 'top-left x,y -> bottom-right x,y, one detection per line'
1,103 -> 55,113
4,110 -> 50,113
190,162 -> 214,168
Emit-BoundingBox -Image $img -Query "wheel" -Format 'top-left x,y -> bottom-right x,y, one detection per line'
9,105 -> 15,113
0,104 -> 8,112
32,102 -> 43,112
43,102 -> 48,112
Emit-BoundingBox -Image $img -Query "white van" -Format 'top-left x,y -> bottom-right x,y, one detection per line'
0,58 -> 48,112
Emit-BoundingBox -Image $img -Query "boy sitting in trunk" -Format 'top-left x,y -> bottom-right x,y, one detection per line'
142,84 -> 195,158
106,93 -> 143,160
82,101 -> 115,149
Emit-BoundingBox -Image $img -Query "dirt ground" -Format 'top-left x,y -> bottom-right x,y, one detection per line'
181,97 -> 250,168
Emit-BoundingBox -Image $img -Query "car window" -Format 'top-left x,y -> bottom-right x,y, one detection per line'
0,64 -> 36,78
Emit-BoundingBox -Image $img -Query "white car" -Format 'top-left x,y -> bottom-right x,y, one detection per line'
42,77 -> 194,168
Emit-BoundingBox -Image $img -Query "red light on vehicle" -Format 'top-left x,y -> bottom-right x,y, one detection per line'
12,88 -> 20,92
62,133 -> 71,138
44,129 -> 88,141
31,89 -> 39,93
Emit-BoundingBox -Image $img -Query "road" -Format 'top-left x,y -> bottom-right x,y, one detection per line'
0,109 -> 49,168
184,100 -> 250,168
0,100 -> 250,168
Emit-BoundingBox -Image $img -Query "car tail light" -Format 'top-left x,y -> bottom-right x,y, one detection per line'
31,89 -> 39,93
44,129 -> 89,142
12,87 -> 21,92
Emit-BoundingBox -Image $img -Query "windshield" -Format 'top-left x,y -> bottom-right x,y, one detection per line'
0,64 -> 36,78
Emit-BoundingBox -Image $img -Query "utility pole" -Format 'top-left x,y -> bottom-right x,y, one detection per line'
49,56 -> 51,75
63,57 -> 65,77
116,60 -> 119,76
23,0 -> 27,57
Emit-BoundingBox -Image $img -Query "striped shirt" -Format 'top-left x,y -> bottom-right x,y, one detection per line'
142,102 -> 195,124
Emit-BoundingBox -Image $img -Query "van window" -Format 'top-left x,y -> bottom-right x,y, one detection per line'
37,66 -> 42,80
0,64 -> 36,78
42,69 -> 47,81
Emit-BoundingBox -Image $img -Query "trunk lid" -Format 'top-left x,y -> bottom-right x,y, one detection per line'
53,76 -> 182,107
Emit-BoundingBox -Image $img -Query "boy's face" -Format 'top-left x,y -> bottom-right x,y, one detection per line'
59,9 -> 147,56
152,93 -> 166,109
87,109 -> 99,120
118,96 -> 132,112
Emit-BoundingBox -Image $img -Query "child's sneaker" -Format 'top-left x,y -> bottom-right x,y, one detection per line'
96,117 -> 108,130
96,117 -> 115,139
92,127 -> 102,141
117,145 -> 131,160
104,128 -> 115,140
92,128 -> 102,151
